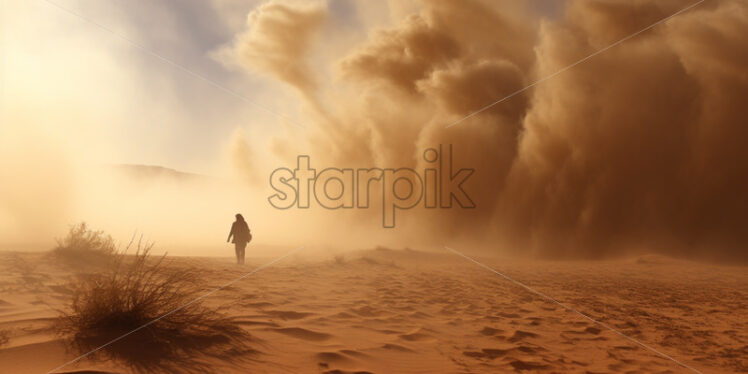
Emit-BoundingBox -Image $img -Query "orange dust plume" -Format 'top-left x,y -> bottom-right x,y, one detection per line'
223,0 -> 748,261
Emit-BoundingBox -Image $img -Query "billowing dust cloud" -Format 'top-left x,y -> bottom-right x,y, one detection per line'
2,0 -> 747,260
223,0 -> 748,260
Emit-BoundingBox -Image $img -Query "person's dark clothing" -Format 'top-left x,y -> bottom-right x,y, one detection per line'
228,220 -> 251,265
229,221 -> 250,244
235,242 -> 247,265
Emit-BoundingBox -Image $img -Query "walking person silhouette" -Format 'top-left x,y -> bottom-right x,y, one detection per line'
227,214 -> 251,265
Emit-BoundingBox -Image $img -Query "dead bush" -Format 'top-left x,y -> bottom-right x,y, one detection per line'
55,242 -> 253,372
52,223 -> 116,266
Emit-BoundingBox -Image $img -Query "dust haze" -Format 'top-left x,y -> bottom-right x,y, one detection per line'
2,0 -> 747,261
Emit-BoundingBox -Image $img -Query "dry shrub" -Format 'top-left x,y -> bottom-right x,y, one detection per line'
52,223 -> 116,266
55,243 -> 254,372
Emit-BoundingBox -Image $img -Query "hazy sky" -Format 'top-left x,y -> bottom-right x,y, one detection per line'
4,0 -> 274,174
1,0 -> 561,172
3,0 -> 746,261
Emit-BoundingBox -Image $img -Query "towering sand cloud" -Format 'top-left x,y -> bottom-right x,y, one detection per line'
224,0 -> 748,260
221,0 -> 326,101
4,0 -> 744,259
498,0 -> 748,259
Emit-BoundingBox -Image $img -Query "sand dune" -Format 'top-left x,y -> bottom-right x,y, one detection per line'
0,249 -> 745,373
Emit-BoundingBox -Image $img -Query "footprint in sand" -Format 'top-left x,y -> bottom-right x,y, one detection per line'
508,330 -> 538,342
463,347 -> 513,359
479,326 -> 505,336
560,326 -> 607,342
463,343 -> 546,361
562,326 -> 602,335
509,359 -> 549,371
612,345 -> 637,351
316,352 -> 374,374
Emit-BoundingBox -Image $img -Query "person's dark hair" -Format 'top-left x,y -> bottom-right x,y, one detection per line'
235,214 -> 244,222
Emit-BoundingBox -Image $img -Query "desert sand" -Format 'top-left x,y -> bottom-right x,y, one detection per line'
0,248 -> 745,373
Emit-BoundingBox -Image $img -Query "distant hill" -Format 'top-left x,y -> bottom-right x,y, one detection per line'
107,164 -> 212,184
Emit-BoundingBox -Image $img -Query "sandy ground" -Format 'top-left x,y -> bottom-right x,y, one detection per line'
0,248 -> 745,373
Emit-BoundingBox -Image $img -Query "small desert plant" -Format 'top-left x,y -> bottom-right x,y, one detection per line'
333,254 -> 345,265
53,222 -> 116,266
55,242 -> 253,372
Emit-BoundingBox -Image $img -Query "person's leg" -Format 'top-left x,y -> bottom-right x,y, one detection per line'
239,243 -> 246,264
234,243 -> 241,264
